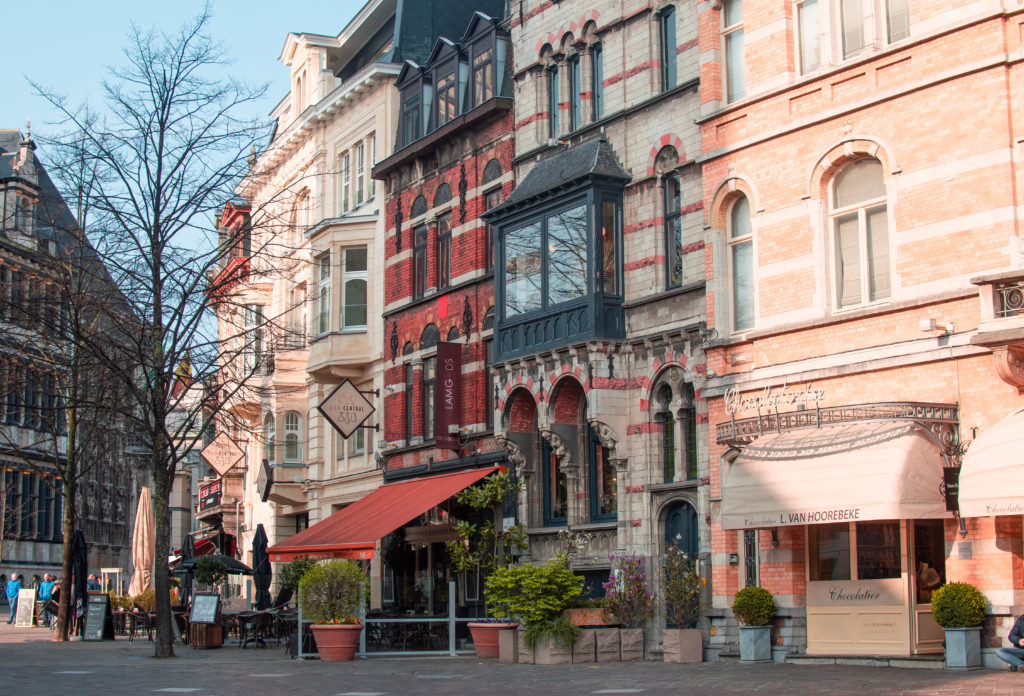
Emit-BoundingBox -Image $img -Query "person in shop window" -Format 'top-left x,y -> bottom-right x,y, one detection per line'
998,614 -> 1024,671
916,561 -> 941,603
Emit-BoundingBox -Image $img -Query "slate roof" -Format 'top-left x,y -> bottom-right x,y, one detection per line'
486,139 -> 631,218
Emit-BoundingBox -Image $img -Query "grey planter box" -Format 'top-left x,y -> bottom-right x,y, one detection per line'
944,627 -> 982,671
739,625 -> 772,663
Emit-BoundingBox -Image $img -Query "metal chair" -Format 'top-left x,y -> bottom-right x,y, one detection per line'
126,611 -> 153,643
242,611 -> 272,649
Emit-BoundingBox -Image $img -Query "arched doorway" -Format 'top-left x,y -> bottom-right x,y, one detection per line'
664,501 -> 698,557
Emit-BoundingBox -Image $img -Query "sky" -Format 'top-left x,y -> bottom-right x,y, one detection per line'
0,0 -> 367,139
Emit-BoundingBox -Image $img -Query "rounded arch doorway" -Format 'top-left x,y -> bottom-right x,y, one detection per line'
664,501 -> 698,557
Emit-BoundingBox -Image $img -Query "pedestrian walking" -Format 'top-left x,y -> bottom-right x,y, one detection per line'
6,574 -> 22,623
38,574 -> 56,627
997,613 -> 1024,671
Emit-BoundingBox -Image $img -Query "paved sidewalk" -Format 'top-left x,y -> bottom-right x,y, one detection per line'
4,621 -> 1024,696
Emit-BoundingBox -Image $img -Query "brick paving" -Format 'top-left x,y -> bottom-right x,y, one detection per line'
4,621 -> 1024,696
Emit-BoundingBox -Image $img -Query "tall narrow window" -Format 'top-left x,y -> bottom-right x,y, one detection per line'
683,384 -> 698,479
664,173 -> 683,288
568,54 -> 581,132
355,143 -> 365,206
422,356 -> 436,441
403,94 -> 421,146
284,412 -> 301,462
341,153 -> 350,214
436,212 -> 452,289
589,425 -> 617,521
886,0 -> 910,43
404,359 -> 414,442
5,364 -> 20,425
660,6 -> 677,91
723,0 -> 746,101
547,66 -> 560,138
342,247 -> 367,330
263,415 -> 275,466
484,188 -> 501,271
542,438 -> 568,526
729,195 -> 754,330
473,46 -> 494,106
591,44 -> 604,121
437,69 -> 457,126
244,304 -> 265,371
657,385 -> 675,482
840,0 -> 865,58
413,226 -> 428,299
831,158 -> 889,308
316,253 -> 331,335
797,0 -> 820,74
601,199 -> 618,295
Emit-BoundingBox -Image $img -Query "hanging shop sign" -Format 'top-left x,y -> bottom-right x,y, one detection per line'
200,432 -> 245,476
434,341 -> 463,451
199,479 -> 222,511
318,378 -> 376,439
724,382 -> 826,417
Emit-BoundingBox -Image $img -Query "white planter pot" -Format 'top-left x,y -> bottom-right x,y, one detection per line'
944,627 -> 982,671
739,625 -> 772,663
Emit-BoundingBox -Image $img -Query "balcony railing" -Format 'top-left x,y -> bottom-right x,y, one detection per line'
995,280 -> 1024,318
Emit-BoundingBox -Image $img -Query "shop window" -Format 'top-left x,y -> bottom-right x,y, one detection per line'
542,437 -> 568,526
664,172 -> 683,289
831,158 -> 889,308
856,521 -> 900,580
913,519 -> 946,603
722,0 -> 746,102
808,522 -> 851,581
588,424 -> 616,521
342,247 -> 367,330
729,194 -> 754,330
283,411 -> 301,462
659,5 -> 677,91
591,44 -> 604,120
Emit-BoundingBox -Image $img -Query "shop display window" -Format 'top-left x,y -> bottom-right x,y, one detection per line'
856,521 -> 901,580
808,522 -> 850,581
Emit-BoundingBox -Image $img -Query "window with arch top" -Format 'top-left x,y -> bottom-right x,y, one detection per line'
729,194 -> 753,331
283,411 -> 301,462
831,158 -> 889,308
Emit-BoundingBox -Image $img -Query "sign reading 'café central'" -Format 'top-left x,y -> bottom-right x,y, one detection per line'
318,378 -> 375,439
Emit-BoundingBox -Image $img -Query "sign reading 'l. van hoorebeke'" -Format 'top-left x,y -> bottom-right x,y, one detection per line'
200,431 -> 245,476
743,507 -> 861,528
318,378 -> 375,439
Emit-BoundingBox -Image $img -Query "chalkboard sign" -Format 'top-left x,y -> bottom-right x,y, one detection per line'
83,592 -> 113,641
14,589 -> 36,627
189,593 -> 220,625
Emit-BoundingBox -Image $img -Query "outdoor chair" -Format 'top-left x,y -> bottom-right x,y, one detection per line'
126,611 -> 153,643
242,611 -> 272,649
271,586 -> 293,609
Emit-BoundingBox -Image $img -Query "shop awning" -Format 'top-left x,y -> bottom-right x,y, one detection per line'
267,465 -> 501,562
721,422 -> 949,530
958,406 -> 1024,517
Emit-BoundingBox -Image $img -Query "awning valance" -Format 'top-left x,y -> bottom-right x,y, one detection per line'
267,465 -> 500,562
721,422 -> 948,530
958,406 -> 1024,517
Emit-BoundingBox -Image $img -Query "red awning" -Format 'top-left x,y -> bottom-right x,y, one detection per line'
193,538 -> 216,556
267,465 -> 501,562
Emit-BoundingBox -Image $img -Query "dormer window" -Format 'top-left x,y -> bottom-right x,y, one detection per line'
14,196 -> 31,233
403,92 -> 421,146
472,46 -> 494,106
436,68 -> 458,126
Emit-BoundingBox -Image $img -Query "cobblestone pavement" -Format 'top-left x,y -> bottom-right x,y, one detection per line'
4,621 -> 1024,696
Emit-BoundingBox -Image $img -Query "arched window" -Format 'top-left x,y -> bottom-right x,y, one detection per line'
589,423 -> 616,521
433,184 -> 452,208
283,412 -> 301,462
420,324 -> 440,442
729,194 -> 754,330
482,161 -> 503,271
656,384 -> 676,482
446,326 -> 460,341
420,324 -> 440,350
831,158 -> 889,308
682,383 -> 698,480
263,414 -> 275,466
403,342 -> 415,442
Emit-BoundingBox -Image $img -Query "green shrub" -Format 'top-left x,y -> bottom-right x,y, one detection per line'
731,586 -> 775,627
663,541 -> 702,628
299,559 -> 367,624
279,557 -> 317,593
523,615 -> 582,649
484,559 -> 584,628
931,582 -> 986,628
131,588 -> 175,612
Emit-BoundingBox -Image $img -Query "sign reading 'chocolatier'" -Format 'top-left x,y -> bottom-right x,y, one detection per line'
724,382 -> 826,416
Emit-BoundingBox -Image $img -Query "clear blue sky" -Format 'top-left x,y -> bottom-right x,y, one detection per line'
1,0 -> 365,137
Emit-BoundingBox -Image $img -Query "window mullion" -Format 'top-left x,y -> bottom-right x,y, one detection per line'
857,206 -> 871,304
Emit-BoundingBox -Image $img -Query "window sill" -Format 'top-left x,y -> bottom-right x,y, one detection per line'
648,479 -> 700,493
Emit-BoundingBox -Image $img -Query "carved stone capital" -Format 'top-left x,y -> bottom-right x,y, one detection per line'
588,418 -> 620,459
539,427 -> 575,471
494,432 -> 528,477
993,345 -> 1024,391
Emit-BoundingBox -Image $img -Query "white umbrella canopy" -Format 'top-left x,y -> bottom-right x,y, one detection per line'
127,487 -> 155,598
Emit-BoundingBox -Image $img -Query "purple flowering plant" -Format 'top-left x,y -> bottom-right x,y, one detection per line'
602,553 -> 655,628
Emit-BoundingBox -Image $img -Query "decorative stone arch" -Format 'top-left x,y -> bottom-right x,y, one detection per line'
580,19 -> 600,45
495,375 -> 543,422
637,349 -> 693,413
433,182 -> 453,208
499,386 -> 538,477
655,493 -> 700,553
806,136 -> 899,201
646,134 -> 685,178
588,418 -> 626,464
709,175 -> 760,230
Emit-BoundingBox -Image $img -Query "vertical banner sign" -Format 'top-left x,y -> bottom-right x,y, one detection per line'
435,341 -> 462,451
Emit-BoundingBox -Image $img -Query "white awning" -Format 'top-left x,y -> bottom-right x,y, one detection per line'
721,421 -> 949,530
958,406 -> 1024,517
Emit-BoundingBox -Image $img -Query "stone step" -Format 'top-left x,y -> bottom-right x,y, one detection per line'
786,654 -> 945,670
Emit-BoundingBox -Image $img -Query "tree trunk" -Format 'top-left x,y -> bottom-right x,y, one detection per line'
152,442 -> 175,657
54,474 -> 76,641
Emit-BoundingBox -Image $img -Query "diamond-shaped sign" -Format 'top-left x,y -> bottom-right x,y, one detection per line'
200,432 -> 245,476
318,378 -> 375,439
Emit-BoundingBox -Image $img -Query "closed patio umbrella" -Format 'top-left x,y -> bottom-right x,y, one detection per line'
71,529 -> 88,625
127,487 -> 155,598
180,532 -> 195,608
252,524 -> 272,610
173,554 -> 253,576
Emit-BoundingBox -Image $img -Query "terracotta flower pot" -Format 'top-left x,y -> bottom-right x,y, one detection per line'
310,623 -> 363,662
468,622 -> 517,659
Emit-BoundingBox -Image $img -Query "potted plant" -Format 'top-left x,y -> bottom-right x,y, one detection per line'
193,556 -> 228,592
299,559 -> 367,662
602,553 -> 655,661
931,581 -> 986,670
732,586 -> 775,663
662,541 -> 703,663
445,471 -> 527,658
485,558 -> 584,664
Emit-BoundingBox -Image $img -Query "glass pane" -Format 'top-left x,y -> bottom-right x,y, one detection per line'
665,176 -> 681,215
726,29 -> 746,101
841,0 -> 864,58
808,523 -> 851,581
344,279 -> 367,327
723,0 -> 743,26
730,196 -> 750,239
319,254 -> 331,279
661,414 -> 675,482
798,0 -> 820,73
668,216 -> 683,287
548,68 -> 559,137
548,448 -> 567,520
601,201 -> 617,295
856,521 -> 901,580
913,519 -> 945,603
887,0 -> 910,42
866,206 -> 889,301
504,221 -> 543,315
835,213 -> 861,307
732,241 -> 754,330
285,434 -> 299,461
423,357 -> 435,440
661,7 -> 677,89
835,159 -> 884,207
685,404 -> 697,479
547,205 -> 589,305
592,46 -> 603,119
596,445 -> 616,516
345,247 -> 367,272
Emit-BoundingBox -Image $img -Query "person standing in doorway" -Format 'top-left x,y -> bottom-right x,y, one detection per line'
6,574 -> 22,623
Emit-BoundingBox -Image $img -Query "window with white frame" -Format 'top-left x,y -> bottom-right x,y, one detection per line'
729,194 -> 754,331
348,425 -> 365,456
831,158 -> 889,308
839,0 -> 909,59
340,153 -> 350,214
355,143 -> 365,207
263,413 -> 275,465
342,247 -> 367,331
797,0 -> 820,73
722,0 -> 746,102
283,411 -> 301,462
316,252 -> 331,335
243,304 -> 264,372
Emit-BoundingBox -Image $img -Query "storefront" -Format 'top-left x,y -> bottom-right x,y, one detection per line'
717,404 -> 959,656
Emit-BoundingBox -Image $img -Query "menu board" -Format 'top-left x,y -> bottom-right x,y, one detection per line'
189,593 -> 220,625
83,592 -> 113,641
14,589 -> 35,627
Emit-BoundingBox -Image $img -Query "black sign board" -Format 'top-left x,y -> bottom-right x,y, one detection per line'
943,466 -> 961,512
199,479 -> 223,511
189,592 -> 220,625
83,592 -> 114,641
257,457 -> 272,503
